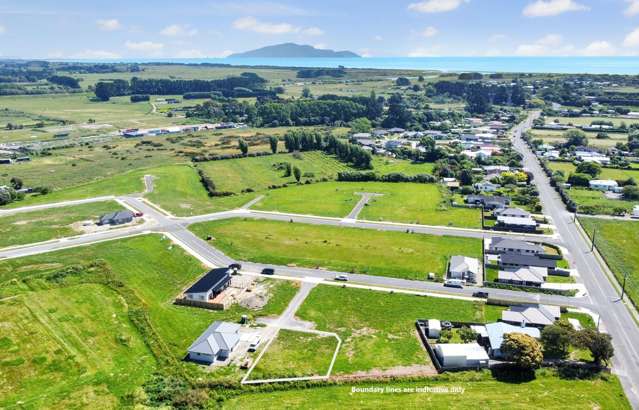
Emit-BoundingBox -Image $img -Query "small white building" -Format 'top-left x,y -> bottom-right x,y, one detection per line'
428,319 -> 441,339
589,179 -> 619,192
434,343 -> 490,369
449,256 -> 480,283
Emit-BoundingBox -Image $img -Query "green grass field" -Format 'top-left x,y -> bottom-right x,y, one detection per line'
196,151 -> 351,194
189,218 -> 482,280
248,329 -> 338,380
252,182 -> 481,227
568,188 -> 638,215
579,217 -> 639,307
530,128 -> 626,148
548,162 -> 639,181
295,286 -> 501,375
371,157 -> 436,175
0,200 -> 123,248
546,116 -> 639,127
0,234 -> 299,407
223,370 -> 630,409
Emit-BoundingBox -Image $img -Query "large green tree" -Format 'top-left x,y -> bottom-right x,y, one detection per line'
500,333 -> 543,370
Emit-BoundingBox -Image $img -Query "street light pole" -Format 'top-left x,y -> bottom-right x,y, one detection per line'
621,271 -> 629,300
591,227 -> 597,252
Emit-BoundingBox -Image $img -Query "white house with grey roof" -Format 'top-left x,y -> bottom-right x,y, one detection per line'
187,321 -> 241,364
498,266 -> 548,287
484,322 -> 540,359
448,255 -> 480,283
494,207 -> 531,219
501,304 -> 561,328
489,237 -> 544,255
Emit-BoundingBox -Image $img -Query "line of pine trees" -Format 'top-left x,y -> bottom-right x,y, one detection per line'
283,129 -> 372,169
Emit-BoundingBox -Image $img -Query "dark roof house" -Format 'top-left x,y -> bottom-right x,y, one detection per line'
489,237 -> 544,255
499,253 -> 557,270
98,210 -> 135,226
184,268 -> 232,302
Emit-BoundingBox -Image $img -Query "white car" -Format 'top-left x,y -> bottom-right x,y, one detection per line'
248,337 -> 261,352
335,274 -> 349,282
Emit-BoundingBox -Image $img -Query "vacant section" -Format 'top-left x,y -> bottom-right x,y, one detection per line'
189,218 -> 483,280
248,329 -> 338,380
0,200 -> 124,248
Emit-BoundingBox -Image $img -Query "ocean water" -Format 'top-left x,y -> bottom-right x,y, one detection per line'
75,56 -> 639,75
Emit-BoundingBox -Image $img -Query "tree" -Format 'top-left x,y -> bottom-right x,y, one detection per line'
382,93 -> 412,128
623,185 -> 639,200
576,161 -> 602,178
293,166 -> 302,182
500,333 -> 543,370
283,162 -> 292,177
269,136 -> 278,154
459,169 -> 474,186
238,138 -> 248,155
567,173 -> 591,187
10,177 -> 23,190
0,186 -> 16,206
564,130 -> 588,148
395,77 -> 411,86
301,87 -> 312,98
350,117 -> 372,133
541,321 -> 574,359
465,83 -> 491,114
575,329 -> 614,366
459,326 -> 478,343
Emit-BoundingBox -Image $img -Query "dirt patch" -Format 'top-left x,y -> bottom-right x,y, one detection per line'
179,203 -> 193,209
16,263 -> 64,273
237,279 -> 271,310
331,364 -> 438,382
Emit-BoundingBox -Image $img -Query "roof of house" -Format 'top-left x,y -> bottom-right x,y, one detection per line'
188,321 -> 241,356
485,322 -> 540,350
490,237 -> 544,253
466,194 -> 510,205
185,268 -> 231,294
500,253 -> 557,268
99,210 -> 134,223
501,304 -> 561,327
498,267 -> 547,284
435,343 -> 489,361
497,216 -> 537,227
449,255 -> 480,274
589,179 -> 618,187
495,207 -> 531,218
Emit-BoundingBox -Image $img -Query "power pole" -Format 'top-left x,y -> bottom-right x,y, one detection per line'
591,228 -> 597,252
621,271 -> 629,300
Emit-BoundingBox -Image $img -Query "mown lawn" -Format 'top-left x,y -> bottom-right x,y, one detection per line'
0,235 -> 299,407
197,151 -> 352,193
248,329 -> 338,380
223,370 -> 630,409
548,161 -> 639,182
252,181 -> 481,228
568,188 -> 638,215
189,218 -> 483,280
371,157 -> 436,175
296,286 -> 504,375
579,217 -> 639,307
0,200 -> 123,248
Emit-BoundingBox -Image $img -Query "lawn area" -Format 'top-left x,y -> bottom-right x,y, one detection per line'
189,218 -> 483,280
223,370 -> 630,409
568,188 -> 638,215
197,151 -> 352,194
296,286 -> 508,375
579,217 -> 639,307
530,128 -> 626,148
0,284 -> 156,409
252,181 -> 481,228
0,200 -> 123,248
248,329 -> 338,380
371,157 -> 436,175
548,161 -> 639,181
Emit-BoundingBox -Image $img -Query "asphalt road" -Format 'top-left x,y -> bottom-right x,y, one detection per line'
513,112 -> 639,407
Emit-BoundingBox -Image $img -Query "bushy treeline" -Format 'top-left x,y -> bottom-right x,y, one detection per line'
256,99 -> 367,126
47,75 -> 81,89
283,129 -> 372,168
197,168 -> 233,197
94,72 -> 271,101
431,81 -> 527,113
297,68 -> 346,78
337,171 -> 436,183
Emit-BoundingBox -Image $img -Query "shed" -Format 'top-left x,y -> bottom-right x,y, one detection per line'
428,319 -> 441,339
434,343 -> 490,369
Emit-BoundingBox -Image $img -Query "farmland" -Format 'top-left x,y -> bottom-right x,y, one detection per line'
189,218 -> 483,280
548,162 -> 639,181
0,200 -> 123,248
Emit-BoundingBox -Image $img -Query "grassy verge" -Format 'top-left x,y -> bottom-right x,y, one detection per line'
0,200 -> 123,248
189,218 -> 483,280
248,330 -> 337,380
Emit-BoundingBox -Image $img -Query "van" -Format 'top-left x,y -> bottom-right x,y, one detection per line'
444,279 -> 464,288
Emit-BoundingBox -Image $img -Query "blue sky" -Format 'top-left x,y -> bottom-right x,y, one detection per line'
1,0 -> 639,58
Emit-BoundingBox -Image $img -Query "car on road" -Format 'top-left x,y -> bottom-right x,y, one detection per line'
472,291 -> 489,298
261,268 -> 275,275
444,279 -> 464,289
335,274 -> 349,282
248,336 -> 261,352
228,263 -> 242,274
134,212 -> 143,217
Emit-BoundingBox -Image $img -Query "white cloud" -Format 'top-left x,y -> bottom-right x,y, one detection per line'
232,16 -> 322,36
233,16 -> 298,34
373,35 -> 383,41
125,41 -> 164,55
358,48 -> 373,57
408,0 -> 468,13
523,0 -> 589,17
582,41 -> 616,56
96,19 -> 121,31
72,49 -> 122,59
626,0 -> 639,16
161,24 -> 198,37
624,27 -> 639,47
420,26 -> 439,37
515,34 -> 573,55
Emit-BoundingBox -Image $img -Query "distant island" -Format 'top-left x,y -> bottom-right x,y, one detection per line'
228,43 -> 361,58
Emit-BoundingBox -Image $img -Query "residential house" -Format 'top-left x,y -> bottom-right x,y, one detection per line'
494,207 -> 531,219
495,215 -> 538,232
489,237 -> 544,255
184,268 -> 232,302
448,256 -> 480,283
434,343 -> 490,369
98,210 -> 135,226
474,181 -> 500,192
501,305 -> 561,328
589,180 -> 619,192
187,321 -> 241,364
497,267 -> 548,287
498,253 -> 557,271
484,322 -> 540,359
465,194 -> 510,210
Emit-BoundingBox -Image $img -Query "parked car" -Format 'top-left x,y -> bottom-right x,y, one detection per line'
228,263 -> 242,274
261,268 -> 275,275
335,274 -> 349,282
472,291 -> 489,298
248,337 -> 261,352
444,279 -> 464,288
134,212 -> 143,217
